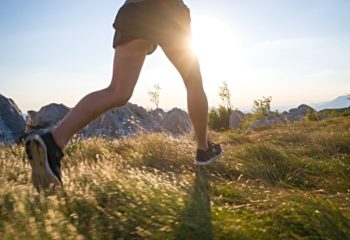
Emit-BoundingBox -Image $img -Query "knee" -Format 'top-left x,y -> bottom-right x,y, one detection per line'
106,86 -> 132,107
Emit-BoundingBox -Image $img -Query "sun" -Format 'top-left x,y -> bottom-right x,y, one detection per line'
190,16 -> 238,66
187,15 -> 245,99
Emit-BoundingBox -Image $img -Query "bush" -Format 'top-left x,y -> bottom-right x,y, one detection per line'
306,108 -> 321,121
252,96 -> 272,120
208,106 -> 232,132
342,110 -> 350,117
208,80 -> 234,132
320,108 -> 350,118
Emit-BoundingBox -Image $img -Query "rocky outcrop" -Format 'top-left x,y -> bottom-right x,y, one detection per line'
274,105 -> 316,123
25,103 -> 191,138
80,103 -> 164,138
286,104 -> 314,122
149,108 -> 166,125
246,105 -> 315,130
26,103 -> 70,131
247,112 -> 286,131
0,94 -> 26,143
229,110 -> 245,128
2,93 -> 345,142
160,108 -> 192,135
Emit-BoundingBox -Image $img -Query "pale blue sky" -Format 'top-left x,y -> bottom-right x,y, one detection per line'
1,0 -> 349,112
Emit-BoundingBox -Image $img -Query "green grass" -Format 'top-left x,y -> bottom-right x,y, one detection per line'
0,117 -> 350,239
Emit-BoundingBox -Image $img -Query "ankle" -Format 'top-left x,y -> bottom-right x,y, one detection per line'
197,142 -> 209,151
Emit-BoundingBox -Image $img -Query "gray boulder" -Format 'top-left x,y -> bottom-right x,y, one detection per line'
287,104 -> 315,122
82,105 -> 192,137
26,102 -> 163,138
266,112 -> 278,121
247,119 -> 272,131
149,108 -> 166,125
229,110 -> 245,129
247,112 -> 287,131
281,111 -> 289,121
26,103 -> 70,131
81,103 -> 163,138
247,105 -> 317,130
0,94 -> 26,144
25,102 -> 192,138
161,108 -> 192,135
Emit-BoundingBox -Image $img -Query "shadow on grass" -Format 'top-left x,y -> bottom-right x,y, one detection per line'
175,166 -> 213,240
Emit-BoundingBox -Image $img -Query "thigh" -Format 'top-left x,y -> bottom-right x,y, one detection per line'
158,3 -> 199,88
109,39 -> 152,98
162,44 -> 203,89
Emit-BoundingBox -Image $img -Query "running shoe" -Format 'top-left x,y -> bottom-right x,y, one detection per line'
195,141 -> 222,165
24,132 -> 64,191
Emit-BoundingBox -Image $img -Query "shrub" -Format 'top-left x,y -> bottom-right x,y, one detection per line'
252,96 -> 272,120
208,81 -> 233,132
208,106 -> 232,132
306,108 -> 321,121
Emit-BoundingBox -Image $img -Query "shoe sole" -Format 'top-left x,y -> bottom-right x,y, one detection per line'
194,151 -> 223,166
25,134 -> 62,191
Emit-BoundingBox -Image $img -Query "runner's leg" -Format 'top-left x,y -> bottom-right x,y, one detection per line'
161,44 -> 209,151
52,39 -> 153,149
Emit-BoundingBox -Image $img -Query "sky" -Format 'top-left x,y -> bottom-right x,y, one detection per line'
1,0 -> 349,112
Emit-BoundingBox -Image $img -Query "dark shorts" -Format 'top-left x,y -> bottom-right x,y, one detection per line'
112,0 -> 192,54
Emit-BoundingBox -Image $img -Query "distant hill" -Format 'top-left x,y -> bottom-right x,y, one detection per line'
311,95 -> 350,111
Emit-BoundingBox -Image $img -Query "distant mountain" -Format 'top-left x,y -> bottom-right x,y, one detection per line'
311,95 -> 350,111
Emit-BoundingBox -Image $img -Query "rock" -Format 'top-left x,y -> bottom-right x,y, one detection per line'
25,102 -> 192,138
81,103 -> 163,138
160,108 -> 192,135
247,118 -> 277,131
148,107 -> 192,135
0,94 -> 26,144
149,108 -> 165,125
247,105 -> 317,130
266,112 -> 278,121
229,110 -> 245,128
287,104 -> 315,122
26,103 -> 70,131
318,112 -> 329,120
247,119 -> 270,131
280,111 -> 289,121
247,112 -> 287,131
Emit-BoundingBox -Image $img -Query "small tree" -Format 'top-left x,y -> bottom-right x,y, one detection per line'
219,80 -> 233,110
148,83 -> 161,110
240,96 -> 273,129
252,96 -> 272,120
208,81 -> 233,131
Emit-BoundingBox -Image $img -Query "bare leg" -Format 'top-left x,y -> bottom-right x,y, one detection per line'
161,44 -> 209,151
52,39 -> 153,149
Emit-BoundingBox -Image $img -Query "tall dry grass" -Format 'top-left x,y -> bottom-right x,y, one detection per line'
0,117 -> 349,239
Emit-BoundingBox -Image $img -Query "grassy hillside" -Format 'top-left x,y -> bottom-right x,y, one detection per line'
1,117 -> 349,240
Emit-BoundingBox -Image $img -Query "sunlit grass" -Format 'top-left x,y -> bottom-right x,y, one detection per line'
0,117 -> 349,239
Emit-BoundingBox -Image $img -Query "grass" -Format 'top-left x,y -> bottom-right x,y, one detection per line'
0,117 -> 349,239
